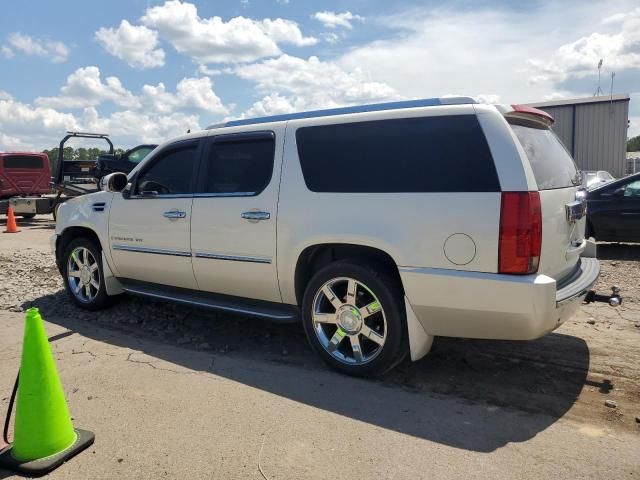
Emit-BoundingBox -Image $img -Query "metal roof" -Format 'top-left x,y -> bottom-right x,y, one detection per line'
208,96 -> 477,129
527,94 -> 630,108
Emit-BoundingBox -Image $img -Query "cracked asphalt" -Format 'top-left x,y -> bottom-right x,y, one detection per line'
0,216 -> 639,479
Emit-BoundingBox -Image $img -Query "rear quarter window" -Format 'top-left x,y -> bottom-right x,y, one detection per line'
3,155 -> 44,169
510,124 -> 579,190
296,115 -> 500,193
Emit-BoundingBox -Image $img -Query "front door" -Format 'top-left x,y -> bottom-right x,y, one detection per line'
109,139 -> 200,289
618,179 -> 640,241
190,128 -> 283,302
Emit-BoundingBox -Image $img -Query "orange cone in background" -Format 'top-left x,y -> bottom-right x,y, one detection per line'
3,206 -> 20,233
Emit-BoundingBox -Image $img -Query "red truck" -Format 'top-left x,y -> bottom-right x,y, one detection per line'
0,152 -> 53,218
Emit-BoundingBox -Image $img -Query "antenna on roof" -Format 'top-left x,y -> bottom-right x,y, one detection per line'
594,58 -> 604,96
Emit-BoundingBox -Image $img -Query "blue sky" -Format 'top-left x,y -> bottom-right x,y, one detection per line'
1,0 -> 639,150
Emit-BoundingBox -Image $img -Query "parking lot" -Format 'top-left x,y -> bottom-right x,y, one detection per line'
1,215 -> 639,479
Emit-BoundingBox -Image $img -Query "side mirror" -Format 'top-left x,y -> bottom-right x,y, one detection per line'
100,172 -> 128,193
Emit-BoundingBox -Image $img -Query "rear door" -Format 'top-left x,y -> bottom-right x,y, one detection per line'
509,122 -> 584,280
190,128 -> 283,302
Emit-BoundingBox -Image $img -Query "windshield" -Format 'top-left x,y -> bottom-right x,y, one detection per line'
511,124 -> 579,190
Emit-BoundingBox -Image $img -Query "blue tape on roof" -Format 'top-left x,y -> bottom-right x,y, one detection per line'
209,97 -> 477,129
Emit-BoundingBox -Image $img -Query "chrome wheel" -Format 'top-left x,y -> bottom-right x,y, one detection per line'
311,277 -> 387,365
66,246 -> 100,303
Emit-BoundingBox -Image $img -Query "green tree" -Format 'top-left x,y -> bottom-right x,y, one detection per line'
628,135 -> 640,152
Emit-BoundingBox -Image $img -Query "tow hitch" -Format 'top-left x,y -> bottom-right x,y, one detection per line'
584,285 -> 622,307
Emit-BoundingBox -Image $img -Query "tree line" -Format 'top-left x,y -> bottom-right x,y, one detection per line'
628,136 -> 640,152
41,146 -> 126,161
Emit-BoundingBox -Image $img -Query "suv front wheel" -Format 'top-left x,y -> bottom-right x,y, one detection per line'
61,237 -> 112,310
302,261 -> 408,377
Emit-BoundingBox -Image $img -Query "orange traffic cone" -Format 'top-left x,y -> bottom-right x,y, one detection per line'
4,206 -> 20,233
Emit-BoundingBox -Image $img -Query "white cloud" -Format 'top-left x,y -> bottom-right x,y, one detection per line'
337,4 -> 621,105
2,33 -> 69,63
0,133 -> 27,151
141,0 -> 316,64
0,66 -> 231,150
260,18 -> 317,46
234,54 -> 400,117
1,45 -> 14,59
81,107 -> 200,147
321,32 -> 340,44
35,66 -> 140,109
141,76 -> 229,115
312,11 -> 364,29
528,7 -> 640,84
0,96 -> 80,150
35,65 -> 229,117
0,94 -> 204,151
276,0 -> 290,4
95,20 -> 165,69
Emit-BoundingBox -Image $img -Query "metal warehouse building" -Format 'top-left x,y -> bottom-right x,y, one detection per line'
527,94 -> 630,178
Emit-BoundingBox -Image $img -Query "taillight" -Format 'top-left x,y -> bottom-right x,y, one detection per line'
498,192 -> 542,274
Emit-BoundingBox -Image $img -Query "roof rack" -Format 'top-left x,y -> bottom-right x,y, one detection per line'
208,96 -> 477,129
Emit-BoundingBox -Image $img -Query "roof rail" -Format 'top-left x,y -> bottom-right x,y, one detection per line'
208,96 -> 477,129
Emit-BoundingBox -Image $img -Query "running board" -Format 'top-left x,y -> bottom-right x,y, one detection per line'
119,279 -> 299,323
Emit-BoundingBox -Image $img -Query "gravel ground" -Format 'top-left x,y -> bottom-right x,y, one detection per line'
1,231 -> 639,433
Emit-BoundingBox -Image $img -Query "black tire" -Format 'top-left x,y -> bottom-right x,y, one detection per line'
301,260 -> 408,377
20,213 -> 36,219
61,237 -> 113,310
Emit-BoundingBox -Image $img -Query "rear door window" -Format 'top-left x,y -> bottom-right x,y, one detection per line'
510,124 -> 579,190
201,133 -> 275,195
3,156 -> 44,169
296,115 -> 499,193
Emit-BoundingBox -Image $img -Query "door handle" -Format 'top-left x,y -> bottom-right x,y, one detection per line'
241,211 -> 270,221
163,209 -> 186,219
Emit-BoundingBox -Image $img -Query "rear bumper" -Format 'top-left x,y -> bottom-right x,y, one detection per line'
399,258 -> 599,341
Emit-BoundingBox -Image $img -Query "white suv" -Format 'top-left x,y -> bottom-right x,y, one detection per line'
52,97 -> 599,376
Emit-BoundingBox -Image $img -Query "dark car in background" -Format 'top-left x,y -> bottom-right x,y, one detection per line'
93,144 -> 157,181
586,172 -> 640,243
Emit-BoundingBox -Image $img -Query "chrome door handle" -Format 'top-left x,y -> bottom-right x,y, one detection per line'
163,209 -> 186,219
241,211 -> 270,221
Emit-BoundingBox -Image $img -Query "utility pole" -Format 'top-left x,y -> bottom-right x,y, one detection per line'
594,58 -> 604,96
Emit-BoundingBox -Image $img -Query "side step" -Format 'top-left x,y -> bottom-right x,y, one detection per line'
119,279 -> 300,323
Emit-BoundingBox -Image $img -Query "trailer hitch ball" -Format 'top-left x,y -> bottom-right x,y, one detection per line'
609,285 -> 621,307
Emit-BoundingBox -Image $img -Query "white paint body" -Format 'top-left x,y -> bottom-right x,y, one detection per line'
53,102 -> 593,362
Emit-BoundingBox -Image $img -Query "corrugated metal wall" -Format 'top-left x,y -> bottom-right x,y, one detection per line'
536,99 -> 629,178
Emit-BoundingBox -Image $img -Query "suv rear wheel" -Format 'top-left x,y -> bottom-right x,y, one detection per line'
302,261 -> 408,377
61,237 -> 112,310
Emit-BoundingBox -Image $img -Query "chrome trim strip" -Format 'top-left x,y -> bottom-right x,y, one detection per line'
112,244 -> 192,257
192,192 -> 256,198
128,192 -> 257,199
129,194 -> 194,199
121,287 -> 293,320
194,252 -> 272,264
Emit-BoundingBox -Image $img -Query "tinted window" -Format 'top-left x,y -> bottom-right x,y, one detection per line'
136,144 -> 196,195
511,124 -> 579,190
3,155 -> 43,169
296,115 -> 499,193
128,147 -> 155,164
202,136 -> 274,194
624,180 -> 640,198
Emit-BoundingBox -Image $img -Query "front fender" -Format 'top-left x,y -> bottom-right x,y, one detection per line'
56,191 -> 119,276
